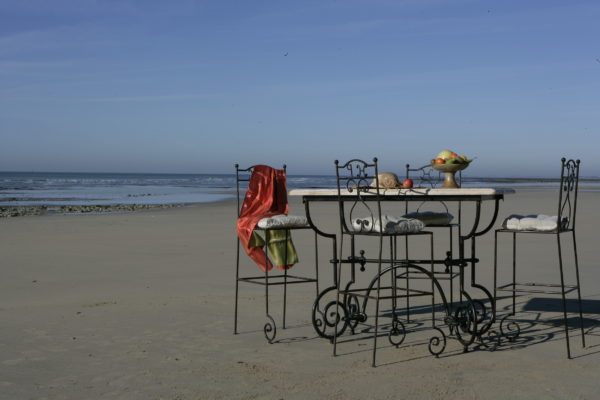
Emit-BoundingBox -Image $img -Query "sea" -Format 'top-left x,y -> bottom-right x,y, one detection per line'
1,171 -> 599,207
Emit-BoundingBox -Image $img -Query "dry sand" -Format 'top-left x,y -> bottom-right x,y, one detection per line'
2,189 -> 600,399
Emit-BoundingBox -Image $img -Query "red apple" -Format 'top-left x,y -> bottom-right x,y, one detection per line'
403,178 -> 413,189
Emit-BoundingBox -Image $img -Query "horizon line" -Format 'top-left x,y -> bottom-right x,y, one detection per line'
0,170 -> 599,181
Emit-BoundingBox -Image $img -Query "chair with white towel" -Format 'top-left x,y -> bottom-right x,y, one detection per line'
332,158 -> 448,366
493,158 -> 585,358
404,163 -> 461,314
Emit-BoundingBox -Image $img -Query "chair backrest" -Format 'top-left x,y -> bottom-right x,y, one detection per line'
405,163 -> 462,188
405,163 -> 456,215
557,158 -> 580,230
235,163 -> 287,218
334,158 -> 382,234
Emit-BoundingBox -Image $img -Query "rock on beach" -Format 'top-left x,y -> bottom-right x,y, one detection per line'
0,204 -> 184,218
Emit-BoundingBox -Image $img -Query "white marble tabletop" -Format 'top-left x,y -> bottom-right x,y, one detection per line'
289,187 -> 515,197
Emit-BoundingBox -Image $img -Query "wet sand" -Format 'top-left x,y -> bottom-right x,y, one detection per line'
1,189 -> 600,399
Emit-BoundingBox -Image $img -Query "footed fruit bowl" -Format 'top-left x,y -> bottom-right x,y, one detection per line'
430,160 -> 469,188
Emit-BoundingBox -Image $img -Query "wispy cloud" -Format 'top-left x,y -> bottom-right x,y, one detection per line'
0,59 -> 76,72
82,93 -> 220,103
0,23 -> 121,58
254,60 -> 597,99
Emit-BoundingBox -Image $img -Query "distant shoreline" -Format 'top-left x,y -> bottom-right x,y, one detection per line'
5,184 -> 600,218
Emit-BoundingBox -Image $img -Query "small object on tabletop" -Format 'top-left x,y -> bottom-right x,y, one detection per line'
371,172 -> 402,189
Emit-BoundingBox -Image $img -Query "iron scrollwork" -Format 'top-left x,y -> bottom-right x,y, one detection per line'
500,315 -> 521,343
559,158 -> 580,231
428,327 -> 447,357
388,314 -> 407,347
264,314 -> 276,344
311,286 -> 348,341
449,300 -> 478,349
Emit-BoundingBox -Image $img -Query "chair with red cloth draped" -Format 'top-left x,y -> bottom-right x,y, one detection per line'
234,164 -> 320,343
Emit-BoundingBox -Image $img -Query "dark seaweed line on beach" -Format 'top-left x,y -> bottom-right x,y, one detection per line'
0,203 -> 190,218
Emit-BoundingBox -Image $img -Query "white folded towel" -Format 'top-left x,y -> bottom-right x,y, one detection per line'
403,211 -> 454,226
257,214 -> 309,229
502,214 -> 568,232
352,215 -> 425,234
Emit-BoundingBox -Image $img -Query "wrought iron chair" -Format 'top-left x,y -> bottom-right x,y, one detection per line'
493,158 -> 585,358
234,164 -> 319,343
403,163 -> 462,312
332,158 -> 449,366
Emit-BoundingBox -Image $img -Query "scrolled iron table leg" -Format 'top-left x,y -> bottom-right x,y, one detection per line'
311,286 -> 349,341
343,282 -> 362,334
456,198 -> 504,349
450,297 -> 478,352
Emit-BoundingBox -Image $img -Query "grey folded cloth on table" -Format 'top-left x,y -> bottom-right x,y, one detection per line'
502,214 -> 568,231
257,214 -> 309,229
352,215 -> 425,234
370,172 -> 402,189
403,211 -> 453,226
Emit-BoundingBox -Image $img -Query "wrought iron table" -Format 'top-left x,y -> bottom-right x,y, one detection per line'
289,187 -> 518,355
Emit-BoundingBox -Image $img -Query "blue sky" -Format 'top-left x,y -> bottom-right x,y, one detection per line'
1,0 -> 599,177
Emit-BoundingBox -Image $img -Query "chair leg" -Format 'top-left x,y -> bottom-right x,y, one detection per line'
449,225 -> 454,310
390,237 -> 397,318
263,236 -> 277,344
557,233 -> 572,359
458,208 -> 463,304
234,238 -> 240,334
314,232 -> 320,298
511,232 -> 516,316
372,273 -> 381,367
283,268 -> 288,329
333,234 -> 344,357
265,246 -> 270,336
372,238 -> 383,367
449,263 -> 454,312
282,229 -> 289,329
572,230 -> 586,347
404,235 -> 410,322
430,233 -> 435,327
493,231 -> 498,316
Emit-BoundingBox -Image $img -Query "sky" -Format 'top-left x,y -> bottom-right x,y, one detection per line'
1,0 -> 599,177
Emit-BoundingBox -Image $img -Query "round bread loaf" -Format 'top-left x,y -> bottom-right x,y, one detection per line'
371,172 -> 401,188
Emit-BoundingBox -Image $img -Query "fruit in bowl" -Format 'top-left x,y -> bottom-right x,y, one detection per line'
432,149 -> 474,166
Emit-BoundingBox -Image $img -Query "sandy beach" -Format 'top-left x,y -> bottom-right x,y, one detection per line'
2,188 -> 600,400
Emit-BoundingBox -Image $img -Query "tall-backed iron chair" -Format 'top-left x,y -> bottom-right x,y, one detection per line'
332,158 -> 448,367
403,163 -> 461,313
494,158 -> 585,358
234,164 -> 319,343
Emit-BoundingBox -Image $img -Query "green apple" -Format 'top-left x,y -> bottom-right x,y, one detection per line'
437,150 -> 454,160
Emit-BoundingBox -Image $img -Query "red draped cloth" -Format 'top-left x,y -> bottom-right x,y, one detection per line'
236,165 -> 289,272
